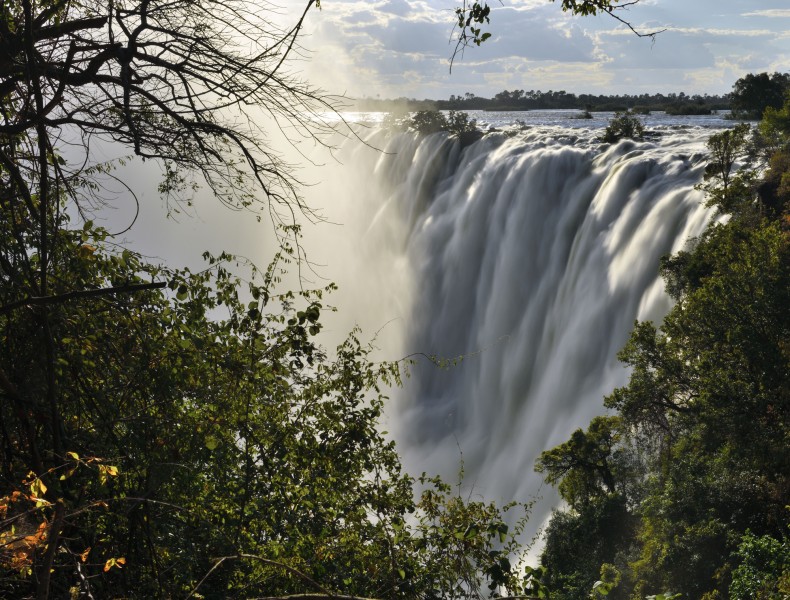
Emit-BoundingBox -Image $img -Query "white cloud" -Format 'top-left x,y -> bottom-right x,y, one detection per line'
742,9 -> 790,18
290,0 -> 790,98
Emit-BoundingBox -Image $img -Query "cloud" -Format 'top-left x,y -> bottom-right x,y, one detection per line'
742,9 -> 790,18
379,0 -> 413,17
354,19 -> 448,55
595,30 -> 717,70
477,10 -> 598,63
291,0 -> 790,98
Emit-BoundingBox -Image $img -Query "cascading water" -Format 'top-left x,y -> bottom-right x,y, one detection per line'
314,122 -> 719,547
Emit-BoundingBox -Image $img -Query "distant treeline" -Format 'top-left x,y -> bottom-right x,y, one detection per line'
354,90 -> 730,115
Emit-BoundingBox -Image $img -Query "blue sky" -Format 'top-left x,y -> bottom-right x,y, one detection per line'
291,0 -> 790,99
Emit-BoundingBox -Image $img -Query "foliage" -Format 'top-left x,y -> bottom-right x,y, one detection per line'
599,112 -> 645,143
539,498 -> 637,600
729,530 -> 790,600
705,123 -> 749,194
663,103 -> 712,115
408,110 -> 453,135
756,92 -> 790,220
454,0 -> 492,57
760,95 -> 790,151
0,200 -> 535,598
392,111 -> 483,146
697,124 -> 751,215
646,593 -> 682,600
729,72 -> 790,120
446,111 -> 482,137
361,91 -> 729,115
535,416 -> 629,509
591,563 -> 622,599
405,474 -> 535,599
0,1 -> 539,599
537,98 -> 790,599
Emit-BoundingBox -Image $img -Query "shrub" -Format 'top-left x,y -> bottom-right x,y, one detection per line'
730,532 -> 790,600
600,112 -> 645,143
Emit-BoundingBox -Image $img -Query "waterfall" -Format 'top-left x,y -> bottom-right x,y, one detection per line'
314,124 -> 717,546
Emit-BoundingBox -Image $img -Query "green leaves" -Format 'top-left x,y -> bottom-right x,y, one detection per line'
599,111 -> 645,143
536,415 -> 626,508
538,121 -> 790,600
0,211 -> 542,598
730,530 -> 790,600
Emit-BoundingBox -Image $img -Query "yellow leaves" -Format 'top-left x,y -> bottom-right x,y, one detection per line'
60,451 -> 80,481
98,464 -> 120,486
27,473 -> 47,500
77,244 -> 96,259
0,460 -> 120,578
51,452 -> 120,486
0,492 -> 49,572
103,556 -> 126,572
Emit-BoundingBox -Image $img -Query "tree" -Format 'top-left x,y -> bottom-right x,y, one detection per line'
535,417 -> 641,600
599,112 -> 645,143
730,531 -> 790,600
387,110 -> 482,147
536,416 -> 627,508
2,5 -> 337,591
0,1 -> 541,598
729,72 -> 790,120
0,207 -> 533,598
0,0 -> 332,223
536,110 -> 790,598
757,93 -> 790,218
702,123 -> 750,195
609,212 -> 790,597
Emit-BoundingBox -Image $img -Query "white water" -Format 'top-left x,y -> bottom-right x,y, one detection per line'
316,122 -> 718,546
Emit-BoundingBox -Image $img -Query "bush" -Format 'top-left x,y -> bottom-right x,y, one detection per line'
599,112 -> 645,143
408,110 -> 450,134
730,532 -> 790,600
393,110 -> 483,146
664,103 -> 712,115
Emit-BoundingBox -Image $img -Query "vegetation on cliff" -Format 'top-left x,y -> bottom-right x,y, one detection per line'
535,95 -> 790,600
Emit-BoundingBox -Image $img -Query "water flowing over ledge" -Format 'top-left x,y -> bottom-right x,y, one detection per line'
324,125 -> 719,544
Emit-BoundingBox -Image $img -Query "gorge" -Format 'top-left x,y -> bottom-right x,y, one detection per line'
316,118 -> 721,542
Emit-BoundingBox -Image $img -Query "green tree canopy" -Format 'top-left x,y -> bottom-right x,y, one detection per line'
730,72 -> 790,120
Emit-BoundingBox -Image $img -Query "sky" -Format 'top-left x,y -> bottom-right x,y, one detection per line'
289,0 -> 790,99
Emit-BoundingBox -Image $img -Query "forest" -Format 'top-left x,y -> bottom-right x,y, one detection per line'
0,0 -> 788,598
355,90 -> 730,115
356,72 -> 790,116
